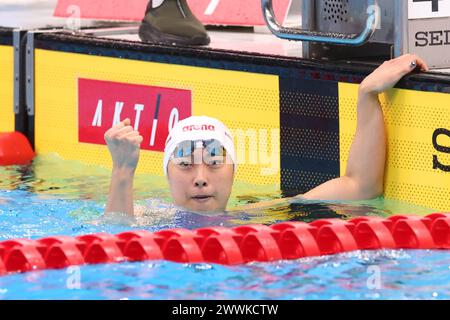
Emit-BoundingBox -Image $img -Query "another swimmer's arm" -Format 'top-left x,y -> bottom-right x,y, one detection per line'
104,118 -> 143,216
301,54 -> 429,201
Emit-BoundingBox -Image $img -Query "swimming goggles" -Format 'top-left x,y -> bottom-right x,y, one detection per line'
169,139 -> 228,167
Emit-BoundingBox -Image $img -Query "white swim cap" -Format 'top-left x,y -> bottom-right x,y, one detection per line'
163,116 -> 236,175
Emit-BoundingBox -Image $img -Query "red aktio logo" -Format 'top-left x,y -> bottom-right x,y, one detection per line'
78,78 -> 192,152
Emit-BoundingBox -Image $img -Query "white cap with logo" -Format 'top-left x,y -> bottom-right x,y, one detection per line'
163,116 -> 236,175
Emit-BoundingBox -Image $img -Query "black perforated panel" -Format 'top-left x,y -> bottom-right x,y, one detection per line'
280,78 -> 340,194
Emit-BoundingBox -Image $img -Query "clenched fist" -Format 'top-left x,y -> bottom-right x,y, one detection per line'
104,118 -> 143,171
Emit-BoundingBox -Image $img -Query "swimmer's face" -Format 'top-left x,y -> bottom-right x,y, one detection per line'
167,148 -> 234,213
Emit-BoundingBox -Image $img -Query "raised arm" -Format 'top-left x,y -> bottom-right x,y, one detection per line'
104,118 -> 143,216
302,54 -> 429,201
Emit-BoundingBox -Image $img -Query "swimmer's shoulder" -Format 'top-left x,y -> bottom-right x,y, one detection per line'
133,198 -> 177,217
134,204 -> 147,218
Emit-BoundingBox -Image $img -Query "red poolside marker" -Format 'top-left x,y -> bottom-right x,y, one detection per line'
0,132 -> 35,166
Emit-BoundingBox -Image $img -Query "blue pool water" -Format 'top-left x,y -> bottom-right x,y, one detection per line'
0,154 -> 449,300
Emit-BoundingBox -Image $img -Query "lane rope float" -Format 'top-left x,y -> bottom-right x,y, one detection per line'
0,213 -> 449,275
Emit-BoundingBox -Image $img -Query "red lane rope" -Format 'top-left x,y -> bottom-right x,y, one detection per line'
0,213 -> 449,275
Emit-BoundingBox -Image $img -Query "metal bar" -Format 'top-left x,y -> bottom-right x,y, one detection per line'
13,29 -> 24,115
262,0 -> 378,46
81,26 -> 139,37
12,29 -> 29,135
25,31 -> 35,117
13,30 -> 20,115
301,0 -> 314,58
394,0 -> 409,58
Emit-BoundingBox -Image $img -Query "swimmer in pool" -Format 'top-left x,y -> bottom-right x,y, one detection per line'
104,54 -> 429,216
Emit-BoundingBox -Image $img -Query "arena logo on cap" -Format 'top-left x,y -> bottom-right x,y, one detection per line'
78,78 -> 191,152
182,124 -> 215,132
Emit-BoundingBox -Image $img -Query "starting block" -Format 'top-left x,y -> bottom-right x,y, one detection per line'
54,0 -> 292,26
